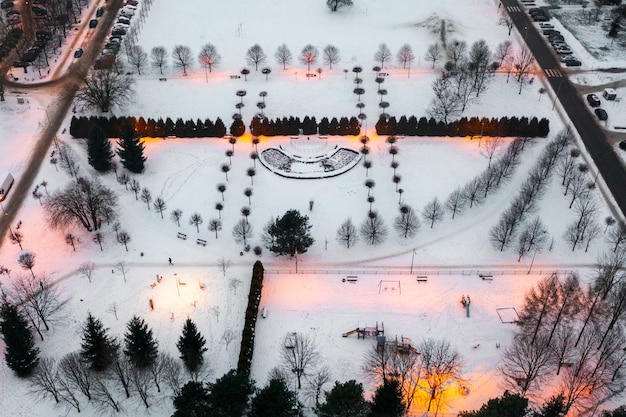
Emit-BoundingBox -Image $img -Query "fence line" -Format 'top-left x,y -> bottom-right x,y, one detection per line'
264,268 -> 575,276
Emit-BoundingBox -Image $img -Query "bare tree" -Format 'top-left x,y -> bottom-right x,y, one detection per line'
150,46 -> 168,74
322,44 -> 340,69
482,136 -> 503,168
558,148 -> 580,193
360,212 -> 388,245
117,230 -> 131,251
463,177 -> 484,208
198,43 -> 220,73
59,352 -> 93,400
91,375 -> 120,412
189,213 -> 203,233
30,357 -> 62,403
44,177 -> 117,231
208,219 -> 222,239
447,39 -> 467,68
170,209 -> 183,227
512,47 -> 536,94
246,44 -> 266,70
516,217 -> 548,261
280,332 -> 320,389
216,258 -> 232,277
130,368 -> 151,408
468,39 -> 492,97
327,0 -> 353,11
422,198 -> 444,228
499,13 -> 515,35
394,205 -> 420,238
229,278 -> 241,295
57,143 -> 80,179
232,218 -> 253,247
130,179 -> 141,200
117,260 -> 129,283
419,338 -> 464,412
608,223 -> 626,253
374,43 -> 392,68
427,76 -> 461,124
396,44 -> 415,69
153,197 -> 166,219
499,333 -> 553,396
78,262 -> 95,283
305,366 -> 331,407
424,43 -> 442,68
75,68 -> 135,113
494,40 -> 513,67
445,188 -> 468,219
300,44 -> 319,72
172,45 -> 193,75
57,373 -> 81,412
112,353 -> 132,398
140,188 -> 152,210
336,218 -> 358,249
9,230 -> 24,250
128,45 -> 148,75
275,44 -> 293,69
18,252 -> 36,278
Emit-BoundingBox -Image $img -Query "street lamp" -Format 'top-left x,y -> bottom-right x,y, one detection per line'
528,248 -> 540,274
295,249 -> 298,273
410,249 -> 416,274
1,202 -> 15,238
523,26 -> 529,43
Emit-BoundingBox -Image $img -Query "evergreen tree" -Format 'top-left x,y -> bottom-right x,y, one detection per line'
249,377 -> 301,417
80,312 -> 118,372
230,118 -> 246,137
266,209 -> 314,255
173,381 -> 211,417
176,318 -> 207,373
87,125 -> 114,172
317,380 -> 369,417
369,380 -> 405,417
117,123 -> 146,173
123,315 -> 158,368
458,390 -> 528,417
207,370 -> 255,417
0,299 -> 39,377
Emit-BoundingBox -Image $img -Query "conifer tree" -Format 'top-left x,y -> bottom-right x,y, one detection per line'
117,123 -> 146,173
0,299 -> 40,377
176,318 -> 207,373
87,125 -> 114,172
123,315 -> 158,368
80,312 -> 118,371
370,380 -> 405,417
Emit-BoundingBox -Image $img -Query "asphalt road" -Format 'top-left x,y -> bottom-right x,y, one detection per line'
0,0 -> 125,252
501,0 -> 626,219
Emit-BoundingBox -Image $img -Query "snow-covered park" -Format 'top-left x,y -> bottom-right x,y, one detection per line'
1,0 -> 626,416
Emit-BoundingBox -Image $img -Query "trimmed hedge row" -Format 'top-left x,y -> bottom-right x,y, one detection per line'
249,115 -> 362,136
69,116 -> 228,139
375,115 -> 550,137
236,260 -> 264,376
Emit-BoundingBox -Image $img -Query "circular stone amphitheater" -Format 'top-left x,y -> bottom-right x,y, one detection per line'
258,136 -> 362,179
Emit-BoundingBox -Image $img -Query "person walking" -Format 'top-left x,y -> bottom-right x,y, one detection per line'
168,257 -> 172,265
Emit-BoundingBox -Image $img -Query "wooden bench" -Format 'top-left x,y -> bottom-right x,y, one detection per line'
230,75 -> 241,79
479,274 -> 493,281
196,238 -> 207,246
159,77 -> 167,81
416,276 -> 428,283
344,275 -> 358,283
177,232 -> 187,240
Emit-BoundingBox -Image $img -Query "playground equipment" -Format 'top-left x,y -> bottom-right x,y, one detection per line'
342,321 -> 385,339
375,334 -> 419,354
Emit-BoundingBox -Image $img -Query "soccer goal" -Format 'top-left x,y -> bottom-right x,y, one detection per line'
378,280 -> 401,295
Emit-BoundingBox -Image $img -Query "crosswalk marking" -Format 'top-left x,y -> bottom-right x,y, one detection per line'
507,6 -> 521,12
545,68 -> 563,78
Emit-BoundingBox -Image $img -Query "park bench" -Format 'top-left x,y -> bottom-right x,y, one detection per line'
177,232 -> 187,240
159,77 -> 167,81
196,238 -> 207,246
230,75 -> 241,79
416,276 -> 428,283
378,72 -> 389,77
479,274 -> 493,281
344,276 -> 358,283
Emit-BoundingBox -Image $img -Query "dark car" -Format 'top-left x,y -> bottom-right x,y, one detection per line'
587,94 -> 601,107
74,48 -> 83,58
96,6 -> 104,17
111,28 -> 126,36
565,59 -> 581,67
594,108 -> 608,121
89,19 -> 98,28
619,141 -> 626,151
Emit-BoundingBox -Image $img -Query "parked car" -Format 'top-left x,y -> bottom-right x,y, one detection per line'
117,16 -> 130,25
119,9 -> 134,17
74,48 -> 83,58
125,0 -> 138,5
586,94 -> 601,107
619,141 -> 626,151
96,6 -> 104,17
89,19 -> 98,28
594,108 -> 608,121
556,46 -> 572,55
539,23 -> 554,28
111,28 -> 126,36
564,59 -> 581,67
560,55 -> 578,62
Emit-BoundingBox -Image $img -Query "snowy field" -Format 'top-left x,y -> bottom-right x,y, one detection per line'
1,0 -> 626,416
